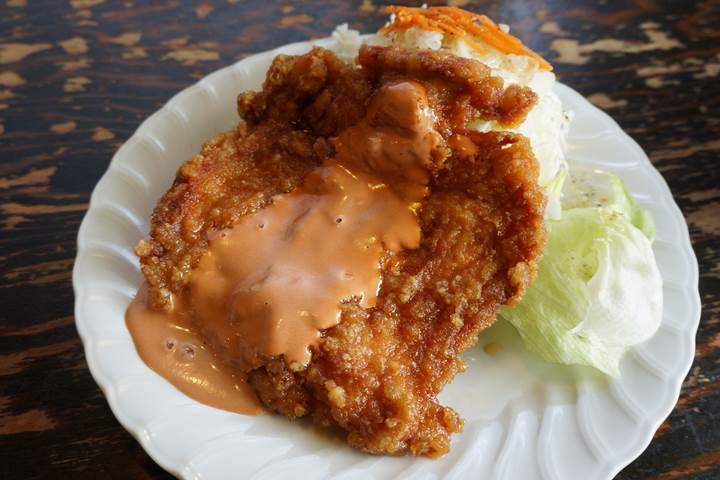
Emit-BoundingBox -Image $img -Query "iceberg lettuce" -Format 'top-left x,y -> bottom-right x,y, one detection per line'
562,166 -> 655,239
500,170 -> 662,376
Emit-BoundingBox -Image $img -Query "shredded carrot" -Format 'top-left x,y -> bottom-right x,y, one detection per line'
381,6 -> 552,71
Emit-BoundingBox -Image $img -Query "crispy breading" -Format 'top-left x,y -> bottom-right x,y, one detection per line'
138,48 -> 370,309
250,131 -> 545,457
136,45 -> 544,457
358,45 -> 538,129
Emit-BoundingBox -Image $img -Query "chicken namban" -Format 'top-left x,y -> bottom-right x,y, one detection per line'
127,43 -> 545,458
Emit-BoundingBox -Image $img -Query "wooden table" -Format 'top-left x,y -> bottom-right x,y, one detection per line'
1,1 -> 717,478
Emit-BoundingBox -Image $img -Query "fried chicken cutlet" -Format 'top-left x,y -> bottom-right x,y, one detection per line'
134,45 -> 545,457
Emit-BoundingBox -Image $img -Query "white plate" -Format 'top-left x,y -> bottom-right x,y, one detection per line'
73,37 -> 700,480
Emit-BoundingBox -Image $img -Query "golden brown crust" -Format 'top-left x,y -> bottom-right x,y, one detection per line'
251,131 -> 545,457
136,46 -> 545,457
138,47 -> 372,310
238,47 -> 373,136
358,45 -> 537,129
135,123 -> 324,309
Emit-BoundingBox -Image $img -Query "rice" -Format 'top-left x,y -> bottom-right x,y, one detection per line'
330,23 -> 570,219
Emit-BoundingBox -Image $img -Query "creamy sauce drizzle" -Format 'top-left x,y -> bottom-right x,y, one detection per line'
126,287 -> 263,414
333,81 -> 442,202
189,160 -> 422,368
126,81 -> 442,414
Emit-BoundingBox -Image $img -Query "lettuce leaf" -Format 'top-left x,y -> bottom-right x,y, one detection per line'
543,168 -> 567,221
562,166 -> 655,240
500,170 -> 662,376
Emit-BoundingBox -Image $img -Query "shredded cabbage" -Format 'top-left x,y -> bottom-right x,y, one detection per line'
500,170 -> 662,376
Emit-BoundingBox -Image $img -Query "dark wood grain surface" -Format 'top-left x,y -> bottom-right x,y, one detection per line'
1,0 -> 717,478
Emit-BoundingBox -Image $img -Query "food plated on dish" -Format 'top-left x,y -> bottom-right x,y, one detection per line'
74,5 -> 699,478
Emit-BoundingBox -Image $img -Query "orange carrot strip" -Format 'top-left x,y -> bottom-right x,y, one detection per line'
381,6 -> 552,71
